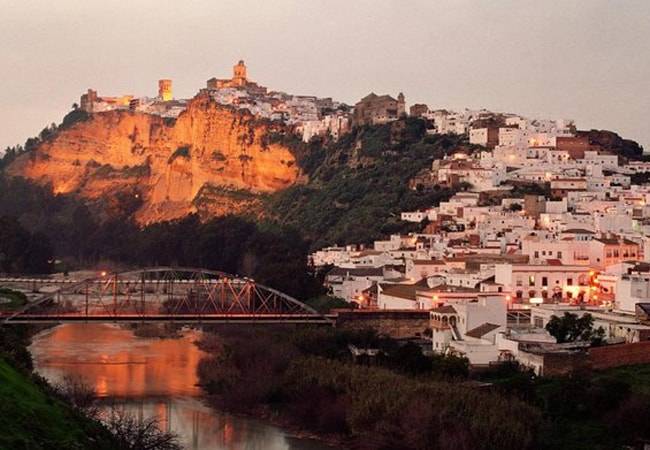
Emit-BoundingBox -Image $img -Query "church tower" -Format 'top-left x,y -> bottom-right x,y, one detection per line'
233,60 -> 247,86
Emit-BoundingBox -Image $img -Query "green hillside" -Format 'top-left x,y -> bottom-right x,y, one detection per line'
0,358 -> 115,450
268,118 -> 473,249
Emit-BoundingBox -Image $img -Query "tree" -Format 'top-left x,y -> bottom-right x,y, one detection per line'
103,409 -> 181,450
0,216 -> 53,274
545,312 -> 606,344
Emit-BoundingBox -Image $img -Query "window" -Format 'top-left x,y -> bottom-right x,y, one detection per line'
567,278 -> 573,286
557,251 -> 562,259
529,275 -> 535,287
534,251 -> 539,258
542,277 -> 548,287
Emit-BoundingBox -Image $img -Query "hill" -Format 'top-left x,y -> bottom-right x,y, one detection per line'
6,94 -> 299,223
267,118 -> 471,249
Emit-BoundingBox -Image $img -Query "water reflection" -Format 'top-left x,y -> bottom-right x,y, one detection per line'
29,324 -> 335,450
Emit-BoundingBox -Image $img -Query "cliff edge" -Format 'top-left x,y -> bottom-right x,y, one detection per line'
8,94 -> 300,223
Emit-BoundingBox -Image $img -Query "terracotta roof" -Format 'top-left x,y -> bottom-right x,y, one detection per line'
546,259 -> 563,266
430,305 -> 456,314
594,237 -> 639,246
465,323 -> 501,339
328,267 -> 383,277
563,228 -> 595,234
413,259 -> 445,266
362,283 -> 379,296
379,283 -> 420,301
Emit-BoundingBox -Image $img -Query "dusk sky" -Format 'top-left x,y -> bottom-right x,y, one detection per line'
2,0 -> 649,151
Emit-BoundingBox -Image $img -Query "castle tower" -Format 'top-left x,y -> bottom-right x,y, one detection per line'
158,79 -> 173,101
232,60 -> 247,86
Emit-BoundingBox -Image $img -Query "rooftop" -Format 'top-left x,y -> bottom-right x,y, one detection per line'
465,323 -> 501,339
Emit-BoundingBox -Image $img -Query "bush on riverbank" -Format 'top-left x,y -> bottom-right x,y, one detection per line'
286,357 -> 539,450
197,328 -> 539,449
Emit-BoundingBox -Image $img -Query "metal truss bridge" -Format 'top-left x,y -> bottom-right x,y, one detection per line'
1,267 -> 333,325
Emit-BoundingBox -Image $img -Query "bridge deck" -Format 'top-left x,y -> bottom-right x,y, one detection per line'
2,314 -> 336,324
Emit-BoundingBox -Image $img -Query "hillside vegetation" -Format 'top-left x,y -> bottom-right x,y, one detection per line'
268,118 -> 470,249
0,358 -> 116,450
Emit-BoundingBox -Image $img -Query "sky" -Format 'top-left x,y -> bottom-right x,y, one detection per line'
1,0 -> 649,152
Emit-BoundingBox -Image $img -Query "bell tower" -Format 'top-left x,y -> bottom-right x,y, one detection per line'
233,60 -> 247,86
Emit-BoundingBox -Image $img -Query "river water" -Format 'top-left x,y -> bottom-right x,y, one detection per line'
28,324 -> 336,450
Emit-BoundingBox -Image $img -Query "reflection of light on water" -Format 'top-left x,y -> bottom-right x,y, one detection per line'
95,375 -> 108,397
29,324 -> 336,450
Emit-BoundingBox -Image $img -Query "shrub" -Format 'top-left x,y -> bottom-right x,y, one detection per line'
167,146 -> 191,164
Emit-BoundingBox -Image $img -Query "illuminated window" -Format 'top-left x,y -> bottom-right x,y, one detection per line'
529,275 -> 535,287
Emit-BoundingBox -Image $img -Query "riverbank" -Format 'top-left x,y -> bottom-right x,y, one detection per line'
196,326 -> 650,450
0,323 -> 187,450
195,327 -> 539,450
0,357 -> 119,449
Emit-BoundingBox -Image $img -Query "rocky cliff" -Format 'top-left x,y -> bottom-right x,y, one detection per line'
8,95 -> 300,223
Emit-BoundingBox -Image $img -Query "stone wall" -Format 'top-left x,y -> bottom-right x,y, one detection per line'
587,341 -> 650,370
335,310 -> 430,338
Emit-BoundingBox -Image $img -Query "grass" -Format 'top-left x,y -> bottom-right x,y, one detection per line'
533,363 -> 650,450
593,363 -> 650,395
0,358 -> 116,450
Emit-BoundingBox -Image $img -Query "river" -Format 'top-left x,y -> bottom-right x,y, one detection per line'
28,323 -> 337,450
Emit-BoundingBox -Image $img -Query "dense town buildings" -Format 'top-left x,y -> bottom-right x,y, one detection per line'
308,97 -> 650,373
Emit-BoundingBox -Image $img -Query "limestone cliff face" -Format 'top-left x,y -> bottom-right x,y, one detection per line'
8,95 -> 300,223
